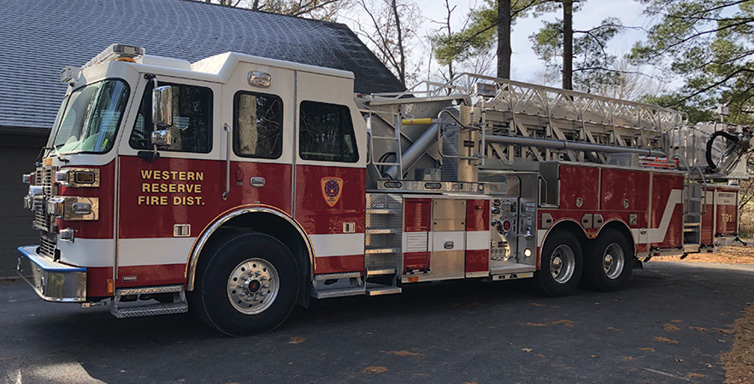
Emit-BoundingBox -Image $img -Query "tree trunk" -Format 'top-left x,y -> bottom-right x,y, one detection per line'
562,0 -> 573,90
445,0 -> 454,81
391,0 -> 407,86
497,0 -> 512,79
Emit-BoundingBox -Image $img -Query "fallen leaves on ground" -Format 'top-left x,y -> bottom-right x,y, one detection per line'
671,319 -> 683,323
530,303 -> 545,307
723,303 -> 754,383
689,326 -> 708,332
664,324 -> 681,331
653,336 -> 679,344
657,244 -> 754,264
362,366 -> 388,374
551,319 -> 575,327
623,356 -> 635,361
639,347 -> 655,352
385,350 -> 422,356
288,337 -> 306,344
525,322 -> 549,327
521,348 -> 532,352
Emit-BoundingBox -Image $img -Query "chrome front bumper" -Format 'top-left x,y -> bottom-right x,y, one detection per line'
17,245 -> 87,302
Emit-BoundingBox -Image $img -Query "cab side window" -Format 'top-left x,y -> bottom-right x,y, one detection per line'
233,91 -> 283,159
130,83 -> 213,153
299,101 -> 358,162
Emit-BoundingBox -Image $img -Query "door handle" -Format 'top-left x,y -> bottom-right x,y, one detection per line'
250,177 -> 266,188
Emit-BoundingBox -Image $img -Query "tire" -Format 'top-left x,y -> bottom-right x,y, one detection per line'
532,230 -> 583,297
582,228 -> 632,291
191,231 -> 299,336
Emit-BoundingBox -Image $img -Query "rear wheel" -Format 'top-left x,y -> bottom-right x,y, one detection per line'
532,230 -> 583,296
192,231 -> 299,336
583,228 -> 632,291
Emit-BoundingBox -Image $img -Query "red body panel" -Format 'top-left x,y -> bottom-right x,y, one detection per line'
715,188 -> 738,236
559,165 -> 600,210
403,199 -> 431,271
404,198 -> 431,232
465,199 -> 489,273
601,168 -> 649,212
294,165 -> 365,274
404,252 -> 430,271
650,173 -> 684,249
118,156 -> 292,238
313,255 -> 364,274
58,161 -> 116,239
465,199 -> 489,231
701,202 -> 715,246
465,250 -> 488,273
87,264 -> 186,297
294,165 -> 365,235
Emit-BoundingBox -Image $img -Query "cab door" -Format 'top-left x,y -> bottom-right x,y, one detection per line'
293,71 -> 367,275
116,75 -> 222,287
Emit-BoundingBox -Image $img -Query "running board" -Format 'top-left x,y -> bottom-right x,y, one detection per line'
366,283 -> 401,296
314,287 -> 365,299
111,285 -> 188,318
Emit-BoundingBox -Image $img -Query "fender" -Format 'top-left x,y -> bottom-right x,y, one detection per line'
185,204 -> 314,291
536,218 -> 587,267
596,219 -> 637,245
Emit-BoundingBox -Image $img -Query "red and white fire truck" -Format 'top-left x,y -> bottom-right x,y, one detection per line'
18,44 -> 750,336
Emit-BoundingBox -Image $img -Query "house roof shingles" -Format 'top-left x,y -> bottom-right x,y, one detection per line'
0,0 -> 404,130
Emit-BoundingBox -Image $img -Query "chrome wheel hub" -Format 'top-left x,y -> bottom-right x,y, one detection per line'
550,245 -> 575,284
602,243 -> 625,279
227,258 -> 279,315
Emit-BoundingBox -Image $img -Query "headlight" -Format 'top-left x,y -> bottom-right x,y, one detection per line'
49,196 -> 99,221
55,168 -> 100,187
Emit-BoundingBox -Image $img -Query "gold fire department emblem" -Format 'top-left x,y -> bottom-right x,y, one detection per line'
321,177 -> 343,207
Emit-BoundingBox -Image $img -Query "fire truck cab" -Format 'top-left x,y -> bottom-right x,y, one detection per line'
18,44 -> 749,336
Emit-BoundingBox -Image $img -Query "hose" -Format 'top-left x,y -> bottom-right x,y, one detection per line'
705,130 -> 740,171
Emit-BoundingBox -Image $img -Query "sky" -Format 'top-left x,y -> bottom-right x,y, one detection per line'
341,0 -> 661,87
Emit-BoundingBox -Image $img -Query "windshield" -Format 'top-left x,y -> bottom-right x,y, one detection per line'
47,79 -> 130,155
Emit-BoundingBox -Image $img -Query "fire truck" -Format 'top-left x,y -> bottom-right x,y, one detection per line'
18,44 -> 750,336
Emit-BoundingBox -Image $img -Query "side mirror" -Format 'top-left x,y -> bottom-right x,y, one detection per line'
151,129 -> 172,149
152,85 -> 173,128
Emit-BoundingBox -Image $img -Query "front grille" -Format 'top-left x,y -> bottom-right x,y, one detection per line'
33,166 -> 57,258
38,235 -> 56,259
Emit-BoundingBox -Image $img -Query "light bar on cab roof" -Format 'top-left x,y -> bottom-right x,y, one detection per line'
81,44 -> 145,69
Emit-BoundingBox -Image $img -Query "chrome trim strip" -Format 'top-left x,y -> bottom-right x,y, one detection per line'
186,206 -> 314,291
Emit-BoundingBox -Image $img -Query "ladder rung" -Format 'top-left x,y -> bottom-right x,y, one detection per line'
366,228 -> 398,235
365,247 -> 401,254
367,267 -> 397,276
372,136 -> 400,140
366,209 -> 399,214
366,286 -> 402,296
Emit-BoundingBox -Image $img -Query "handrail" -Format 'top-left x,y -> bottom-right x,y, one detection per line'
436,110 -> 483,161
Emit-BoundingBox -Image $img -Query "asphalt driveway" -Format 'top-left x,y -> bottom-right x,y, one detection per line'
1,261 -> 753,383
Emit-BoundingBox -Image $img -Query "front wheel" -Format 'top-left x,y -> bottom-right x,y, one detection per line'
192,231 -> 299,336
532,230 -> 583,296
582,228 -> 632,291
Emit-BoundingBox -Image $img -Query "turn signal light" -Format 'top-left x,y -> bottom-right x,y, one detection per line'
22,173 -> 34,184
55,168 -> 100,187
73,171 -> 96,184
